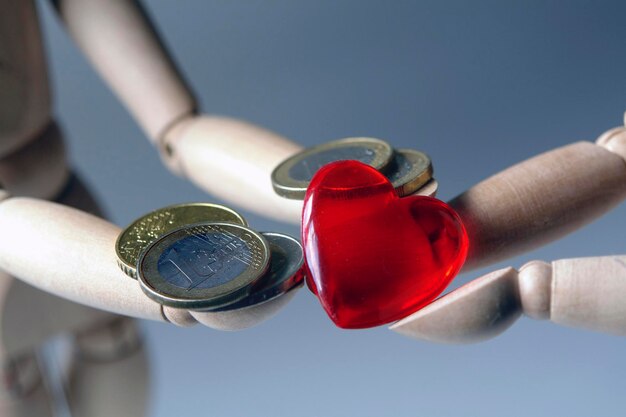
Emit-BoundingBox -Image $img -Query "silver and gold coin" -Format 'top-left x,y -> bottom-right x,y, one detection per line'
137,222 -> 270,310
385,149 -> 433,196
116,203 -> 247,278
271,137 -> 393,199
211,232 -> 304,311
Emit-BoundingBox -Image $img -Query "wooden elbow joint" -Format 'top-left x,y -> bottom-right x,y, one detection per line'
159,115 -> 303,223
517,261 -> 552,320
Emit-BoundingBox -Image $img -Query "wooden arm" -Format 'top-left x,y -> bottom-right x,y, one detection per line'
164,122 -> 626,252
0,126 -> 115,361
53,0 -> 306,223
161,117 -> 437,224
0,197 -> 165,323
0,193 -> 302,330
450,132 -> 626,271
53,0 -> 196,141
390,255 -> 626,343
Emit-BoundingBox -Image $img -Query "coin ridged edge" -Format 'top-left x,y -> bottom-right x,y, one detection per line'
117,258 -> 138,279
210,231 -> 305,312
389,149 -> 434,197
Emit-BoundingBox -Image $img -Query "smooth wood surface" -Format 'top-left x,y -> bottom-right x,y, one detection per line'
391,255 -> 626,343
0,174 -> 121,358
190,287 -> 300,331
450,141 -> 626,271
0,122 -> 69,200
67,318 -> 148,417
390,268 -> 522,344
54,0 -> 196,141
517,260 -> 551,320
551,256 -> 626,335
0,198 -> 164,322
164,115 -> 304,223
0,0 -> 51,158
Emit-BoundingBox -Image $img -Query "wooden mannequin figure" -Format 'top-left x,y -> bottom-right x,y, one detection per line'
0,0 -> 625,415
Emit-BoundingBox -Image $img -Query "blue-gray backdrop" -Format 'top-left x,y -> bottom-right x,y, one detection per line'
38,1 -> 626,416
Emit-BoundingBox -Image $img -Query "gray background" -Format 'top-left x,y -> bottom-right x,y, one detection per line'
38,1 -> 626,416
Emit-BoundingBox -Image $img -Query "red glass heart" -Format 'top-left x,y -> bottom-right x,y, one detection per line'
302,160 -> 468,329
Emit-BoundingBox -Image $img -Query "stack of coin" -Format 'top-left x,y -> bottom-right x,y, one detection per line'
115,203 -> 304,314
271,137 -> 434,199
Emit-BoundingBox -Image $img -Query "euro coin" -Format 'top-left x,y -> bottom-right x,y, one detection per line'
385,149 -> 433,197
211,232 -> 304,311
271,137 -> 393,199
137,222 -> 270,310
116,203 -> 247,279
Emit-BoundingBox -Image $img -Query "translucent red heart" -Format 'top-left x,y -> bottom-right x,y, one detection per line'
301,160 -> 468,329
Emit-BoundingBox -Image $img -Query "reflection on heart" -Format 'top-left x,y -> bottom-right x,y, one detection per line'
302,160 -> 468,329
